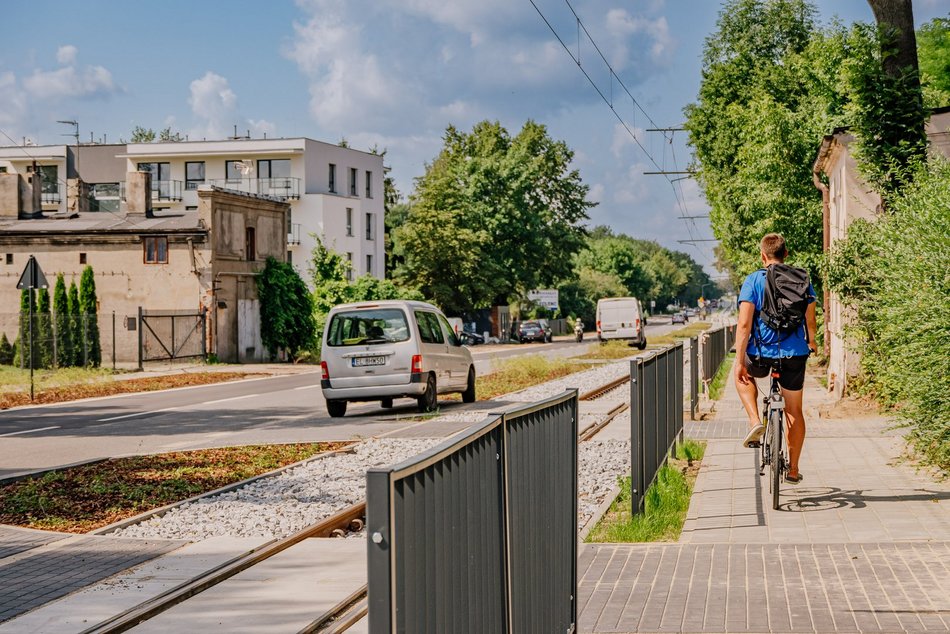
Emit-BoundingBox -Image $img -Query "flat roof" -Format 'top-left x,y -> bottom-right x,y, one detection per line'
0,211 -> 203,235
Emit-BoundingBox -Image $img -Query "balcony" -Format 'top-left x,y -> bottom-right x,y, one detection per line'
41,184 -> 61,205
151,180 -> 183,202
288,223 -> 302,246
208,177 -> 301,201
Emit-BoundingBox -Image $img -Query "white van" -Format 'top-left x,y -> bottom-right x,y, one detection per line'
320,300 -> 476,417
596,297 -> 648,349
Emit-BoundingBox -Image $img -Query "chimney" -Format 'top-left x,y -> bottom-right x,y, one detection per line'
125,170 -> 153,218
0,173 -> 20,218
18,174 -> 42,219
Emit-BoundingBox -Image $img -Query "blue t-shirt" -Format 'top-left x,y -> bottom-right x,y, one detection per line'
738,268 -> 815,359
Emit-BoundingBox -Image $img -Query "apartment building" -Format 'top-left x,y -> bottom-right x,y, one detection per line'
0,137 -> 386,283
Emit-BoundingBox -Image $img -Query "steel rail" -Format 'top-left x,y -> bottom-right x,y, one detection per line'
81,502 -> 367,634
579,374 -> 631,400
578,402 -> 629,442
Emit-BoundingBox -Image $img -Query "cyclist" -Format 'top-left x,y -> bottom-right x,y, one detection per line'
736,233 -> 817,484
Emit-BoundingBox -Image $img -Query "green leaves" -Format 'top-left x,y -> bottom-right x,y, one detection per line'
256,257 -> 316,359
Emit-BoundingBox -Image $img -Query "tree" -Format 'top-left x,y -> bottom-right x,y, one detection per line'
396,120 -> 593,313
130,126 -> 156,143
15,289 -> 34,368
35,288 -> 52,369
256,257 -> 317,360
159,127 -> 183,142
917,17 -> 950,104
79,266 -> 101,367
67,280 -> 81,366
53,274 -> 72,368
0,333 -> 12,365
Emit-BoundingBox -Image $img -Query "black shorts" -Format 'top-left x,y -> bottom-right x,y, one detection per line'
745,355 -> 808,391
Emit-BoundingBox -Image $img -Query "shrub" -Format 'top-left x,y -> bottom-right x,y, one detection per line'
0,333 -> 13,365
256,256 -> 316,360
79,267 -> 101,367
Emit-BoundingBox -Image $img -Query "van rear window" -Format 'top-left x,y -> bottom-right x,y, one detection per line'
326,309 -> 410,346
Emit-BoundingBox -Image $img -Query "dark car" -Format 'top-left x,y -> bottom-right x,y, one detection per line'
513,319 -> 552,343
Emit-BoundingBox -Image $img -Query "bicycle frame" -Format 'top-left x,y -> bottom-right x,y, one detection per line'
758,370 -> 788,510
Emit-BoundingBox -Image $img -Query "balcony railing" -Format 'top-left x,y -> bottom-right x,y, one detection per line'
208,177 -> 301,201
152,180 -> 183,202
288,223 -> 301,246
41,185 -> 61,205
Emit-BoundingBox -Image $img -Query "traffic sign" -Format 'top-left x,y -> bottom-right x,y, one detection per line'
16,255 -> 48,290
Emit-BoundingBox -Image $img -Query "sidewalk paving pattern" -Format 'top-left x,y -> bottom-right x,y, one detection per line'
579,361 -> 950,633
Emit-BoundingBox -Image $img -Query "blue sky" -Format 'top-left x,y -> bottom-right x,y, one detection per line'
2,0 -> 946,274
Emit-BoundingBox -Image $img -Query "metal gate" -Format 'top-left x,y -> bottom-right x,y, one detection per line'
138,307 -> 206,367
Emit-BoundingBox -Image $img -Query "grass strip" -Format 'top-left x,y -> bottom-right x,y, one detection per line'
578,323 -> 713,361
0,371 -> 261,410
586,439 -> 705,543
0,443 -> 346,533
708,352 -> 735,401
476,355 -> 597,400
647,322 -> 712,346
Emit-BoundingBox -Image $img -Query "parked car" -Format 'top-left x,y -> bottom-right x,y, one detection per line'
596,297 -> 647,349
457,330 -> 485,345
320,300 -> 476,417
671,312 -> 687,324
513,319 -> 552,343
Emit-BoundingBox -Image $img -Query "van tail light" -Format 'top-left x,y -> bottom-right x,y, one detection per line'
320,361 -> 329,380
596,320 -> 601,333
636,318 -> 640,331
411,354 -> 423,374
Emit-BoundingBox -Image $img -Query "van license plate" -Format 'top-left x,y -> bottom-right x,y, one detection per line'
352,356 -> 386,367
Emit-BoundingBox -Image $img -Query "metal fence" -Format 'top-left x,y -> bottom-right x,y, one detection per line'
700,324 -> 736,388
689,335 -> 699,420
629,342 -> 685,513
366,390 -> 578,634
0,311 -> 128,370
138,308 -> 207,367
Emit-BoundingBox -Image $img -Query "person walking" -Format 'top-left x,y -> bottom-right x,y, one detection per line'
736,233 -> 817,484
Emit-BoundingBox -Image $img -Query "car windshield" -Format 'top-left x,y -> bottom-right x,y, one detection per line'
326,308 -> 410,346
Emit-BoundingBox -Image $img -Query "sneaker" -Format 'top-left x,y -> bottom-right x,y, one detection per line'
742,423 -> 766,448
785,472 -> 803,484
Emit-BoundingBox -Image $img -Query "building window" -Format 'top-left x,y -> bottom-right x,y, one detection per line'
143,237 -> 168,264
328,163 -> 336,192
346,208 -> 353,236
349,168 -> 357,196
137,162 -> 169,181
365,170 -> 372,198
79,253 -> 87,264
287,250 -> 293,264
258,159 -> 290,179
185,162 -> 205,190
345,252 -> 353,281
29,165 -> 59,201
245,227 -> 256,261
88,183 -> 120,212
5,254 -> 12,265
365,212 -> 374,240
366,254 -> 373,276
185,205 -> 198,211
225,160 -> 245,183
0,167 -> 7,173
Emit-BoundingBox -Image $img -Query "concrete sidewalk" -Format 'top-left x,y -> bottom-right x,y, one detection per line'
579,360 -> 950,633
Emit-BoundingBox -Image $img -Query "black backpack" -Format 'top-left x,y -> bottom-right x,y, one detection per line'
759,264 -> 810,335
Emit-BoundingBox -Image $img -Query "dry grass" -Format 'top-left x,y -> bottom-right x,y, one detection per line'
648,322 -> 712,346
477,355 -> 597,400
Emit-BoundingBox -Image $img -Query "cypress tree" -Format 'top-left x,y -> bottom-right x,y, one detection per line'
53,274 -> 71,368
79,266 -> 101,367
16,289 -> 34,369
0,333 -> 12,365
68,280 -> 82,366
36,288 -> 52,369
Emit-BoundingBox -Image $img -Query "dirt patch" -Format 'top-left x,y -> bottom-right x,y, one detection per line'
0,372 -> 263,410
818,394 -> 880,420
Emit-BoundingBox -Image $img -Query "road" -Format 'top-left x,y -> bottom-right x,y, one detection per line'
0,319 -> 684,478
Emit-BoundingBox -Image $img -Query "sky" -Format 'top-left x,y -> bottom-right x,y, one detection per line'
1,0 -> 947,275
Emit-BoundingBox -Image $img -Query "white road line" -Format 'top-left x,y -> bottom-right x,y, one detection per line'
0,425 -> 61,437
293,385 -> 320,390
97,407 -> 180,422
200,394 -> 260,406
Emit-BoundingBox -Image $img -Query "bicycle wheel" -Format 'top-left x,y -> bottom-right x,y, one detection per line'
770,408 -> 783,510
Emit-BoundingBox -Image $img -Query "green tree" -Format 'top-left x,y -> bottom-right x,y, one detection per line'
15,289 -> 34,368
67,280 -> 81,366
35,288 -> 52,369
53,274 -> 72,368
79,266 -> 101,367
130,126 -> 156,143
0,333 -> 12,365
917,17 -> 950,107
256,256 -> 317,360
396,120 -> 592,313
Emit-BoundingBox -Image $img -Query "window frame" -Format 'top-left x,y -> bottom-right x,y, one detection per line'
185,161 -> 205,190
346,208 -> 353,236
328,163 -> 337,193
365,170 -> 372,198
365,212 -> 374,240
349,167 -> 358,196
245,226 -> 256,261
366,253 -> 373,276
143,236 -> 169,264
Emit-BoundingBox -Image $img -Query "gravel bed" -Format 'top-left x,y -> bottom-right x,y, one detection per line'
505,362 -> 630,402
111,438 -> 442,541
578,439 -> 631,530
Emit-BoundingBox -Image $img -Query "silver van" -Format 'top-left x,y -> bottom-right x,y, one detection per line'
320,300 -> 476,417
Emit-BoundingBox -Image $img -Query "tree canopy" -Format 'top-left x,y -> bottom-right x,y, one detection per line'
257,256 -> 316,359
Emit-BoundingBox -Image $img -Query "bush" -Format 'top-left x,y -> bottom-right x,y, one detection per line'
0,334 -> 12,365
828,159 -> 950,469
256,257 -> 316,360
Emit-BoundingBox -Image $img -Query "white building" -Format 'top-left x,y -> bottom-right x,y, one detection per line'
121,138 -> 385,281
0,144 -> 68,216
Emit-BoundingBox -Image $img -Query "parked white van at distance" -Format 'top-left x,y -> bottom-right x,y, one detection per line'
320,300 -> 476,417
596,297 -> 648,349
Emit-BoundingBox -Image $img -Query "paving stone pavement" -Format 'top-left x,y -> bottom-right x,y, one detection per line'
0,534 -> 184,623
579,360 -> 950,633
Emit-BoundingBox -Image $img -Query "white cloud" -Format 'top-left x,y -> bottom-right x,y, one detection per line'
249,118 -> 277,137
56,45 -> 77,65
610,123 -> 645,158
188,71 -> 238,139
588,182 -> 605,204
605,10 -> 675,66
23,63 -> 117,100
0,72 -> 27,131
613,162 -> 651,205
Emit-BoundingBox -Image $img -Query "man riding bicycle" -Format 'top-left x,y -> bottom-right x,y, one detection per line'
736,233 -> 817,484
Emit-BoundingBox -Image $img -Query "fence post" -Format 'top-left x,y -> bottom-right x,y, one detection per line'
112,311 -> 116,371
137,306 -> 143,371
629,358 -> 643,515
689,336 -> 698,420
366,470 -> 393,633
676,343 -> 685,443
200,307 -> 208,358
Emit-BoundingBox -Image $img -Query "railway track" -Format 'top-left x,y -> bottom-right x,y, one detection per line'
82,369 -> 632,633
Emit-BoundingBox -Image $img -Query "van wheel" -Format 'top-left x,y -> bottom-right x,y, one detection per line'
327,400 -> 347,417
462,367 -> 476,403
638,338 -> 647,350
381,398 -> 393,409
417,374 -> 437,412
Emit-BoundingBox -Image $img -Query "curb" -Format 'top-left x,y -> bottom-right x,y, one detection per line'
578,484 -> 622,542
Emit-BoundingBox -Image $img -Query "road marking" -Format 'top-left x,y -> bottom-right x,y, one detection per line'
294,385 -> 320,390
97,407 -> 180,422
200,394 -> 260,406
0,425 -> 61,437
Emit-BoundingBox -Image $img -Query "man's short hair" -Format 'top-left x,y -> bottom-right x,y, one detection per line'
760,233 -> 787,261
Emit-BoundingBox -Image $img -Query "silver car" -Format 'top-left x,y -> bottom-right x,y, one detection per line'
320,300 -> 476,417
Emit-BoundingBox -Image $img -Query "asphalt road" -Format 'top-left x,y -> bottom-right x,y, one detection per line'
0,319 -> 683,478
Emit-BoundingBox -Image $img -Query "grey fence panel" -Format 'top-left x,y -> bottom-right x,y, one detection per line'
367,390 -> 578,634
139,308 -> 206,365
505,395 -> 578,634
630,343 -> 686,514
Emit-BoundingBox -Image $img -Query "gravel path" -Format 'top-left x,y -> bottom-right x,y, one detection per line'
578,439 -> 630,530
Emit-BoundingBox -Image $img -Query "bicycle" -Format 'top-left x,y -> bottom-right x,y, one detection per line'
747,364 -> 787,510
